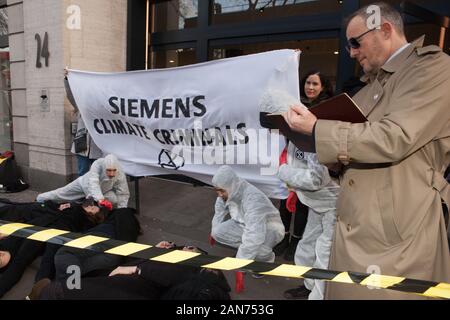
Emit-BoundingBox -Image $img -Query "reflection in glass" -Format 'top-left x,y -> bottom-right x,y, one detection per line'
152,48 -> 196,69
154,0 -> 198,32
212,0 -> 341,24
209,38 -> 339,87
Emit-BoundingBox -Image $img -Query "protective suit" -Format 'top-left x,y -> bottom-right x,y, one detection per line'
260,89 -> 339,300
37,154 -> 130,208
211,165 -> 284,263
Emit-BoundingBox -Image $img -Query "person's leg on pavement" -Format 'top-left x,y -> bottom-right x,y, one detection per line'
255,218 -> 285,263
299,209 -> 323,295
54,246 -> 114,282
81,252 -> 122,277
54,246 -> 84,282
76,155 -> 92,177
274,199 -> 291,256
284,208 -> 322,299
0,239 -> 45,297
211,219 -> 244,249
54,223 -> 120,282
308,209 -> 336,300
0,236 -> 22,274
294,208 -> 321,268
35,243 -> 62,282
284,201 -> 309,261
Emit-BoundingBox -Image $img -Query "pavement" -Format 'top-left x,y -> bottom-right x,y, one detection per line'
0,177 -> 302,300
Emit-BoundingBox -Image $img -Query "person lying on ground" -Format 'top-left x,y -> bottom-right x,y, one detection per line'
0,198 -> 106,298
30,241 -> 231,300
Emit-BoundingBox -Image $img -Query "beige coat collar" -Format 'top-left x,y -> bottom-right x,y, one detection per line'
361,36 -> 426,83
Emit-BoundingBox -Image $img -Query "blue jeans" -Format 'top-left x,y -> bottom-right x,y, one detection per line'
76,155 -> 95,176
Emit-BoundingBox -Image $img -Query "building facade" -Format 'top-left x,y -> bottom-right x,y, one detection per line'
3,0 -> 450,191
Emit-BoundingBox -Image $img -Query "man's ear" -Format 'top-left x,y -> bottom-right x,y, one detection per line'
380,22 -> 393,39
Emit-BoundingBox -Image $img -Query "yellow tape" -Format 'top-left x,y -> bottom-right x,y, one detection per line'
105,242 -> 152,256
360,274 -> 405,288
261,264 -> 311,278
1,220 -> 449,299
424,283 -> 450,299
0,223 -> 33,235
27,229 -> 70,242
151,250 -> 200,263
202,257 -> 252,271
331,272 -> 355,284
64,235 -> 108,249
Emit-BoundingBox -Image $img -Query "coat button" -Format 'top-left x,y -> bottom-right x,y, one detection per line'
373,94 -> 379,100
349,179 -> 355,186
347,224 -> 352,232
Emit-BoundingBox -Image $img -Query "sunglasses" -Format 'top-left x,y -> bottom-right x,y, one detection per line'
346,27 -> 378,52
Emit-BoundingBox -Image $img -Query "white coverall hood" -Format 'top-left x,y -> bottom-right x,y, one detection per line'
212,165 -> 243,201
104,154 -> 120,170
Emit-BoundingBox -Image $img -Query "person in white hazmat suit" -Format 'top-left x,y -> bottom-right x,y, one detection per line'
260,89 -> 339,300
210,165 -> 284,264
36,154 -> 130,209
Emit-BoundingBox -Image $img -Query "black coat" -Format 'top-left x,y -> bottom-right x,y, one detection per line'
0,200 -> 96,232
44,260 -> 230,300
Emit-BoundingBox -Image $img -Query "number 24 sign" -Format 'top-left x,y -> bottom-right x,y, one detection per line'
35,32 -> 50,68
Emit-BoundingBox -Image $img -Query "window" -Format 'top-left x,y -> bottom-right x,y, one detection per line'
151,48 -> 196,68
209,38 -> 340,89
153,0 -> 198,32
211,0 -> 342,25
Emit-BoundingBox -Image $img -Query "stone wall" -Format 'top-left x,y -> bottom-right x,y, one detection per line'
7,0 -> 127,191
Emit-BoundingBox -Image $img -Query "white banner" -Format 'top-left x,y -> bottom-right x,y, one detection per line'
68,49 -> 300,198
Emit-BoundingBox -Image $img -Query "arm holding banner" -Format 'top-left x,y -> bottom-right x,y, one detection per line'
64,74 -> 78,111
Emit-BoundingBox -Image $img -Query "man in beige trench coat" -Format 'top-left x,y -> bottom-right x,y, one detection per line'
284,2 -> 450,299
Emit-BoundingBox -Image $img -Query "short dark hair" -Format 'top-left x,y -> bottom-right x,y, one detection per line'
300,70 -> 333,101
344,2 -> 405,35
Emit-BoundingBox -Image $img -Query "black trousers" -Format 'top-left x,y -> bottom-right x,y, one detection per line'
0,236 -> 60,297
279,199 -> 309,238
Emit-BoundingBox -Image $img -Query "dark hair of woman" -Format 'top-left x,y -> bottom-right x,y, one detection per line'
81,197 -> 106,224
81,197 -> 97,208
300,70 -> 333,104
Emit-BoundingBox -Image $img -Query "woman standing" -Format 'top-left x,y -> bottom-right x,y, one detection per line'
275,70 -> 334,262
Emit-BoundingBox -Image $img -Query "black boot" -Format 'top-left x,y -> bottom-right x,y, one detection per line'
284,235 -> 300,261
273,233 -> 290,256
283,285 -> 311,299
